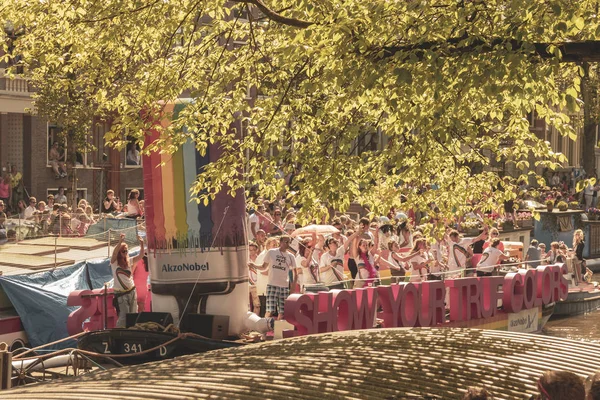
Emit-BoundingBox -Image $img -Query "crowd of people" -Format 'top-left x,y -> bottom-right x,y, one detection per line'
245,194 -> 589,320
0,186 -> 145,244
462,369 -> 600,399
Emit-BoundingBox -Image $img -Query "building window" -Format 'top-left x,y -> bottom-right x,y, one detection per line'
124,136 -> 142,168
47,124 -> 88,168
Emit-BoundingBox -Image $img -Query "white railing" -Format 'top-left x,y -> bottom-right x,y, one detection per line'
0,68 -> 30,94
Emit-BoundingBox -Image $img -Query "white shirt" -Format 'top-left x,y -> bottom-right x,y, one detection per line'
410,253 -> 429,282
296,255 -> 319,286
319,247 -> 346,284
264,248 -> 296,288
255,250 -> 268,295
248,213 -> 259,241
55,194 -> 67,204
24,205 -> 36,220
111,261 -> 135,291
477,246 -> 504,273
447,238 -> 476,272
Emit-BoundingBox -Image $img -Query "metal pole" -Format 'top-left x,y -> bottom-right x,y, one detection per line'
107,229 -> 111,258
103,283 -> 108,330
54,235 -> 58,269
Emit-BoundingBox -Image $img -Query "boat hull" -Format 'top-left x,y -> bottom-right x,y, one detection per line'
77,329 -> 244,365
442,303 -> 554,333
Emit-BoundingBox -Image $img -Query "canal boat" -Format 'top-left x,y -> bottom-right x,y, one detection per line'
77,328 -> 245,365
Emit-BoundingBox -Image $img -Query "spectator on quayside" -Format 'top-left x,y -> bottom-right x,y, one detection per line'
463,386 -> 494,400
55,187 -> 67,204
0,173 -> 10,211
526,239 -> 542,269
447,228 -> 488,278
482,228 -> 505,252
70,207 -> 85,232
0,212 -> 7,245
532,370 -> 585,400
9,164 -> 24,212
477,238 -> 510,277
111,233 -> 145,328
36,200 -> 46,213
102,189 -> 119,214
0,200 -> 5,217
85,205 -> 96,224
585,371 -> 600,400
77,199 -> 88,210
48,142 -> 67,179
126,189 -> 141,218
46,194 -> 55,211
248,235 -> 297,320
15,199 -> 27,219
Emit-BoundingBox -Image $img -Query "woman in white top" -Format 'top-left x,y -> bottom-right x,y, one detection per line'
126,189 -> 141,218
319,231 -> 359,289
296,237 -> 320,289
376,240 -> 420,283
409,238 -> 431,282
351,227 -> 380,288
476,238 -> 510,277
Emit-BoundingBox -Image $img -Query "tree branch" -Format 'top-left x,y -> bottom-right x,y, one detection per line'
381,37 -> 600,63
232,0 -> 313,28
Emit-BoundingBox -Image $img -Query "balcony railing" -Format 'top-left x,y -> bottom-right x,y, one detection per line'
0,68 -> 31,96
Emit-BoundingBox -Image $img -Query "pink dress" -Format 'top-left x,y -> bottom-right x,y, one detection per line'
0,180 -> 9,199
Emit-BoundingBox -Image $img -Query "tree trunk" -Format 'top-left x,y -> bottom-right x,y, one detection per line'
67,130 -> 78,210
581,62 -> 597,178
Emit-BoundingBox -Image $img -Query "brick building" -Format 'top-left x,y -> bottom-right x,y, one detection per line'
0,67 -> 143,211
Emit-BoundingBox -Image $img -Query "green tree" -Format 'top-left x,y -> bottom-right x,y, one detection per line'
3,0 -> 600,222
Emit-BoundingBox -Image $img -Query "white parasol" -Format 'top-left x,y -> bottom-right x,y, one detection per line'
291,224 -> 340,237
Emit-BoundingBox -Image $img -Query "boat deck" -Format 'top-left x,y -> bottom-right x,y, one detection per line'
5,328 -> 600,400
0,237 -> 133,276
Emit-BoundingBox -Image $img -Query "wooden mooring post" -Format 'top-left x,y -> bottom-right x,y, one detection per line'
0,342 -> 12,390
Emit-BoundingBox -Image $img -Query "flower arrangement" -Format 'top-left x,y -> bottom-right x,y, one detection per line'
545,199 -> 554,207
460,218 -> 481,235
588,208 -> 600,216
516,211 -> 532,220
556,201 -> 568,211
569,201 -> 580,210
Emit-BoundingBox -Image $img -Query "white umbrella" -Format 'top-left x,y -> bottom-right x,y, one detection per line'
291,224 -> 340,237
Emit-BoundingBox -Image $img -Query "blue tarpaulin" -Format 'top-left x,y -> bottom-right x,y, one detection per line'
0,253 -> 139,350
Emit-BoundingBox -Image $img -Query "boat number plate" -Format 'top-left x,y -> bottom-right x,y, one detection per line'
122,342 -> 143,353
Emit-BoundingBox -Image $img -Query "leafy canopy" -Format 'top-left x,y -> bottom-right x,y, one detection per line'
3,0 -> 600,222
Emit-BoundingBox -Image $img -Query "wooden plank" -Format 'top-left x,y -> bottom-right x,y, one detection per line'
0,244 -> 70,256
20,237 -> 108,250
0,254 -> 73,268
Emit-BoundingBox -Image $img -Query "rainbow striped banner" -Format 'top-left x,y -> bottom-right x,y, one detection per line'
142,101 -> 245,253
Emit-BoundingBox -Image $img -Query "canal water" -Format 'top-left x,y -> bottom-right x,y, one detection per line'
543,273 -> 600,342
